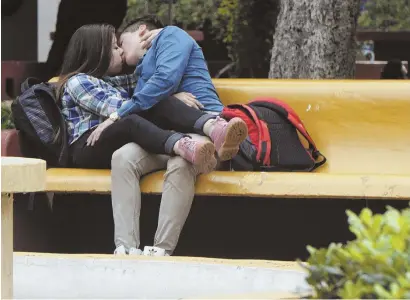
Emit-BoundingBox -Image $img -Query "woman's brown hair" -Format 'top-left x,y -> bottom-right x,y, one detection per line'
57,24 -> 116,98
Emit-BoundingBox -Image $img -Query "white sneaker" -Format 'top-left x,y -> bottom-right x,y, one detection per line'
129,247 -> 142,255
143,246 -> 167,256
114,245 -> 127,255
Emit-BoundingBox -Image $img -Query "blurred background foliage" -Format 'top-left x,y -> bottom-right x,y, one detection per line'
125,0 -> 410,78
124,0 -> 279,78
358,0 -> 410,31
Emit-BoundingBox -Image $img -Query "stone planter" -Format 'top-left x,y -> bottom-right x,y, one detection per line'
14,253 -> 310,299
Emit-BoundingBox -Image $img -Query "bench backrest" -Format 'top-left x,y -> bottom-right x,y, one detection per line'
49,77 -> 410,175
214,79 -> 410,176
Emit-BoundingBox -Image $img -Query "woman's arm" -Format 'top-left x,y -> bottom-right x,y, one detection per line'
65,74 -> 127,117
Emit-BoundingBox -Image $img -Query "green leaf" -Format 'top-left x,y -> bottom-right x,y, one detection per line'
385,209 -> 401,233
307,245 -> 317,255
359,208 -> 373,226
391,235 -> 406,252
374,284 -> 392,299
305,203 -> 410,299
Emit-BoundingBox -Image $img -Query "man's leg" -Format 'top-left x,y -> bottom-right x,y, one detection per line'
141,96 -> 216,134
153,153 -> 200,255
111,143 -> 169,252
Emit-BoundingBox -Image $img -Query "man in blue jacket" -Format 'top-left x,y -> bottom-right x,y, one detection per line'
116,15 -> 224,115
103,15 -> 245,258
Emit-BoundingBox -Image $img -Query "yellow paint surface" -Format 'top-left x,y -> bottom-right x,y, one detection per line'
46,169 -> 410,199
15,251 -> 302,270
44,79 -> 410,199
215,79 -> 410,176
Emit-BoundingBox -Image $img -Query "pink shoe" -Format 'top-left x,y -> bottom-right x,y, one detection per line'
209,117 -> 248,161
198,154 -> 217,174
176,137 -> 215,169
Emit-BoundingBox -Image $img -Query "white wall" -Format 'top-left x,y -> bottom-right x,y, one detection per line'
37,0 -> 60,62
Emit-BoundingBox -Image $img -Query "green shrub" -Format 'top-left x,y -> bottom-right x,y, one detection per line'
1,102 -> 14,130
302,204 -> 410,299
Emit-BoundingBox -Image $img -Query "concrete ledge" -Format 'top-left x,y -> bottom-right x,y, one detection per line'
14,252 -> 309,299
2,157 -> 46,193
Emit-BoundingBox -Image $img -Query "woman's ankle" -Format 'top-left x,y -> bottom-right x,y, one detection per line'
194,114 -> 217,135
165,132 -> 185,155
173,139 -> 181,155
203,119 -> 215,136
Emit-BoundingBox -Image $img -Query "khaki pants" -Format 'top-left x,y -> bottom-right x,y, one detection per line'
111,141 -> 200,255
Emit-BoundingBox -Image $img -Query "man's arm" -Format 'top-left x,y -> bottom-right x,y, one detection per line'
66,74 -> 125,118
116,27 -> 194,118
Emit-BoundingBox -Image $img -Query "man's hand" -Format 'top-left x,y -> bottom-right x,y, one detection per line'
86,118 -> 114,146
140,28 -> 163,50
174,92 -> 204,110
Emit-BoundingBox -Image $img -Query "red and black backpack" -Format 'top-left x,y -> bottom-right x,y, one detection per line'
221,97 -> 326,172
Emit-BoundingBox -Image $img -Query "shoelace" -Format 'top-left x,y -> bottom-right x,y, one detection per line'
211,117 -> 227,143
147,249 -> 157,256
213,117 -> 226,129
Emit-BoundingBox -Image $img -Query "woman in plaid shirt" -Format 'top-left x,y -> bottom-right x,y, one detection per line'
59,24 -> 246,172
58,24 -> 247,256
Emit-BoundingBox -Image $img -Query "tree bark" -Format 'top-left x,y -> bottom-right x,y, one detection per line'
269,0 -> 361,79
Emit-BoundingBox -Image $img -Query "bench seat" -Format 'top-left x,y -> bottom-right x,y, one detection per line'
4,79 -> 410,200
46,168 -> 410,199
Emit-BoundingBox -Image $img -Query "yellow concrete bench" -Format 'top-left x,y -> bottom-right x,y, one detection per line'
1,157 -> 47,299
36,79 -> 410,200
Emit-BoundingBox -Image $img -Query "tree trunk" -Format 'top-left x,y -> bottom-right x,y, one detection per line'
269,0 -> 361,79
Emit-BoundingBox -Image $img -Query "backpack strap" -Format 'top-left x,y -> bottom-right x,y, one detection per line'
34,83 -> 57,102
21,77 -> 43,93
242,105 -> 271,166
241,104 -> 271,165
250,99 -> 326,170
226,104 -> 271,165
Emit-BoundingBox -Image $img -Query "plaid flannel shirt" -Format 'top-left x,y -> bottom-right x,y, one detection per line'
61,73 -> 137,144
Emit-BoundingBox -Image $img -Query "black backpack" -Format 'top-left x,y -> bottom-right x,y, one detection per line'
221,97 -> 326,172
11,77 -> 69,167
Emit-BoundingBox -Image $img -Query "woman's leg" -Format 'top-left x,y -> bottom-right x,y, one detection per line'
70,114 -> 215,171
70,115 -> 175,169
143,97 -> 249,161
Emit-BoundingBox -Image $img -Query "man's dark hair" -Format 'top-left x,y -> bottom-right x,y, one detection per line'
120,15 -> 164,34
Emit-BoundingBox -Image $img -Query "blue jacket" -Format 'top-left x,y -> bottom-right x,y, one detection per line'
117,26 -> 224,117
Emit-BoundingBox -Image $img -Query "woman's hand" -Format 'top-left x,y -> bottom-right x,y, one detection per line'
86,118 -> 114,146
140,28 -> 163,50
174,92 -> 204,110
